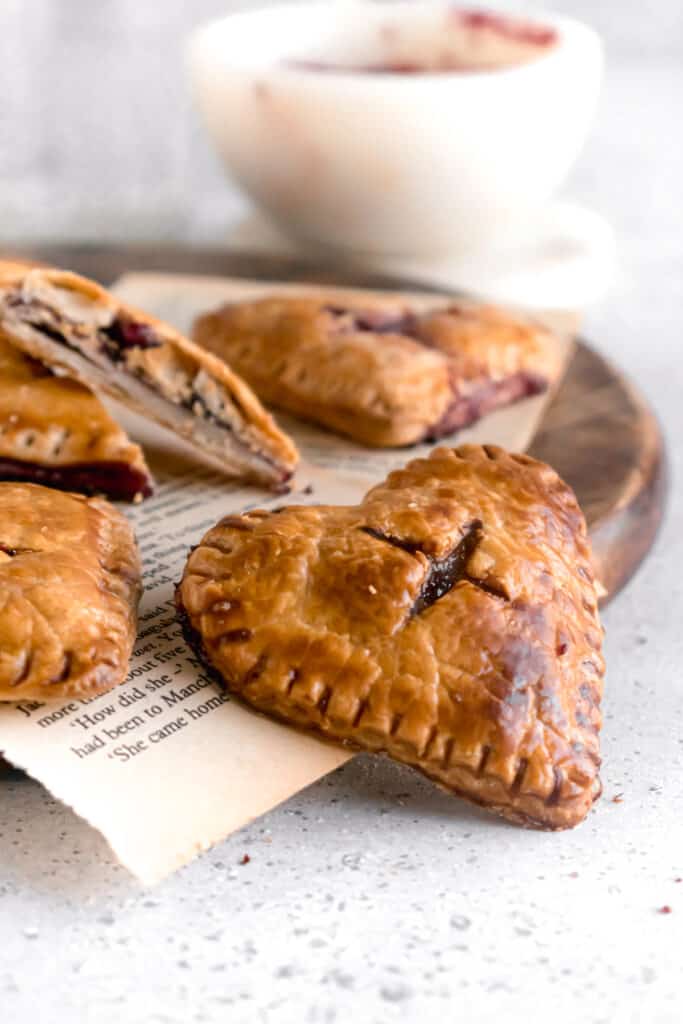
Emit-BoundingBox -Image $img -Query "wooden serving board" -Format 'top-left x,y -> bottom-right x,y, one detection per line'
3,243 -> 667,604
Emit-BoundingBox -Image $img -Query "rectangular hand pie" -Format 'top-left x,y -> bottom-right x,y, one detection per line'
177,445 -> 604,830
0,263 -> 298,489
193,294 -> 563,447
0,483 -> 141,701
0,332 -> 153,501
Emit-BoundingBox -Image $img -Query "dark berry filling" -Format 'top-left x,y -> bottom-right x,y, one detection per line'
361,519 -> 508,614
412,520 -> 484,614
102,317 -> 162,358
0,457 -> 153,501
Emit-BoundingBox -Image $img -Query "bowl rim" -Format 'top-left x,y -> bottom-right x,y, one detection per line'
187,2 -> 602,87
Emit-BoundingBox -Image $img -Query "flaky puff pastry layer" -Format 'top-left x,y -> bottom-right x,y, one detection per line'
0,483 -> 141,701
177,445 -> 604,830
0,262 -> 298,489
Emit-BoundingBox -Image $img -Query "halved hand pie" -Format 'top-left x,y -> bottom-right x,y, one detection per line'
0,263 -> 298,489
177,445 -> 603,829
0,483 -> 141,701
193,294 -> 563,447
0,332 -> 153,501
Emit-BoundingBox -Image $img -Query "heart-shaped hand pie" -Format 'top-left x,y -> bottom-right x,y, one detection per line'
176,445 -> 604,829
0,483 -> 141,701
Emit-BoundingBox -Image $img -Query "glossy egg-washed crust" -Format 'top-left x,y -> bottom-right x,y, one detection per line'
193,294 -> 564,447
0,483 -> 141,701
177,445 -> 604,830
0,332 -> 153,501
0,262 -> 298,488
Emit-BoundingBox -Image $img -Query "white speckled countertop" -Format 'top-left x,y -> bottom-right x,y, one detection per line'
2,52 -> 683,1024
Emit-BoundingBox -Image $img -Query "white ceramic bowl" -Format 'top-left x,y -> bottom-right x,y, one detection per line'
188,3 -> 603,258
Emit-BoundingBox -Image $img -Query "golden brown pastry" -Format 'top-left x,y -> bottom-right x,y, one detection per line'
177,445 -> 603,830
0,483 -> 141,701
0,332 -> 153,501
193,295 -> 563,447
0,263 -> 298,489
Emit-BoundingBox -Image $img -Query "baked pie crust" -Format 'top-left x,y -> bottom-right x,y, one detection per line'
193,294 -> 563,447
0,332 -> 153,501
177,444 -> 603,829
0,483 -> 141,701
0,263 -> 298,489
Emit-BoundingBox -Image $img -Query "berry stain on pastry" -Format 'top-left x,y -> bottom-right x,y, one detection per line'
193,295 -> 561,449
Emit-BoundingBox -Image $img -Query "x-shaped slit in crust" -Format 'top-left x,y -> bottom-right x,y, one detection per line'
360,520 -> 509,615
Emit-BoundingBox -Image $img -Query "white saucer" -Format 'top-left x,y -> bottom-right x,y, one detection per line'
228,199 -> 616,310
